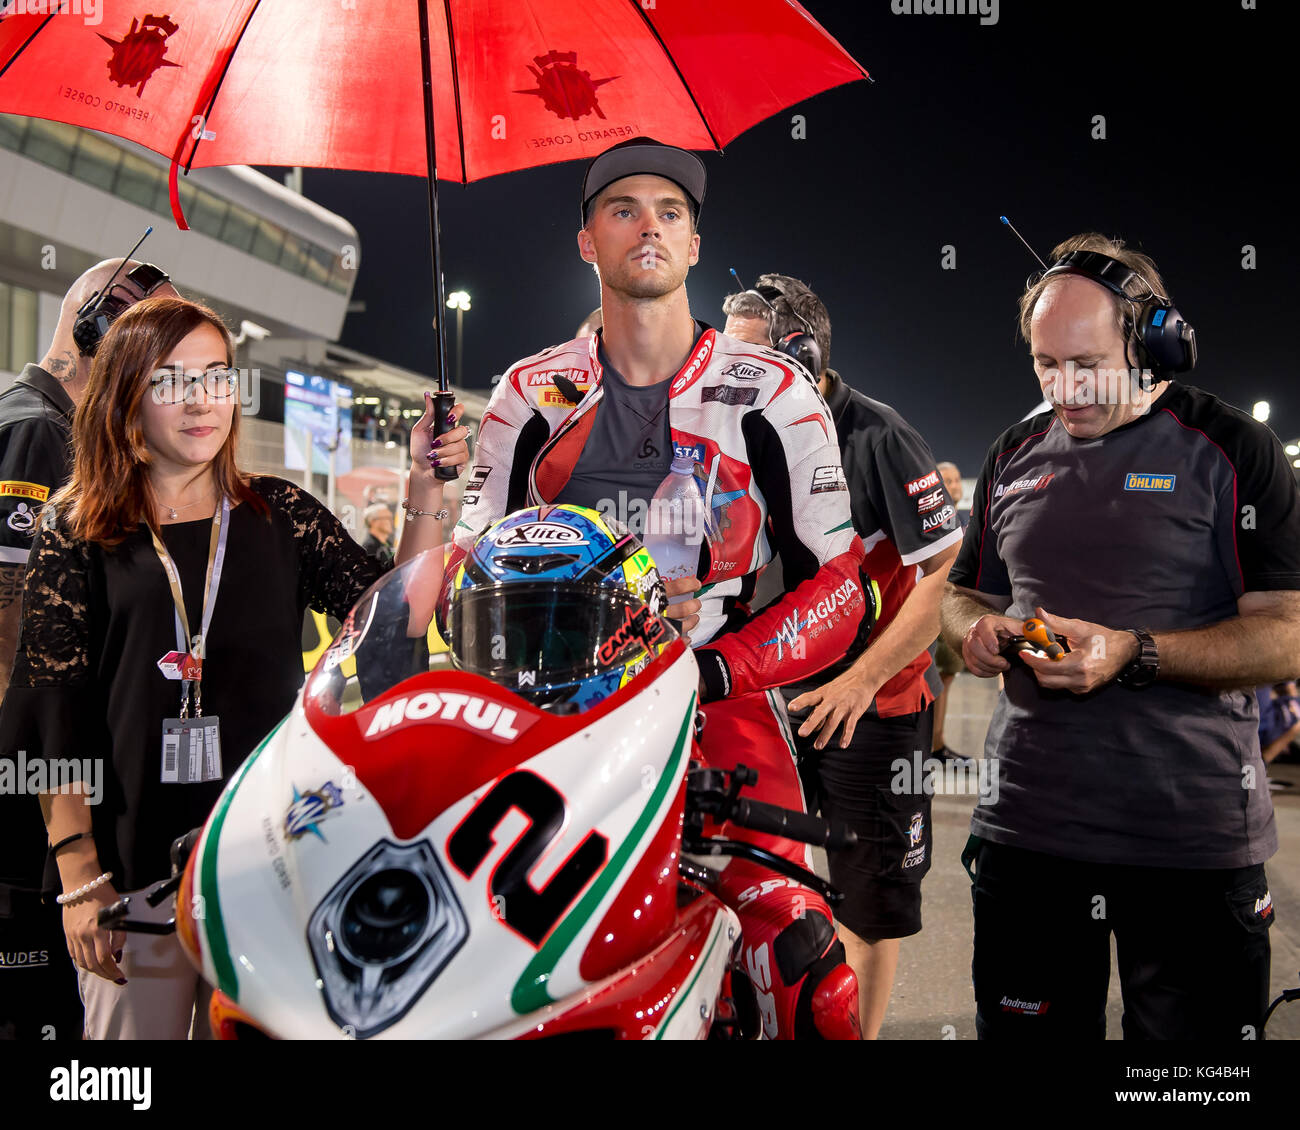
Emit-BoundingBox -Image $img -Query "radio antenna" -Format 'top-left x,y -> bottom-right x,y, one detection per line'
999,216 -> 1049,272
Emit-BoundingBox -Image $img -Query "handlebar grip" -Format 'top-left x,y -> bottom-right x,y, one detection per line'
732,798 -> 859,850
431,390 -> 458,482
171,826 -> 202,871
97,899 -> 127,929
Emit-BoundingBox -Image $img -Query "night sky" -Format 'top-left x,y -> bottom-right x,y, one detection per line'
277,0 -> 1294,474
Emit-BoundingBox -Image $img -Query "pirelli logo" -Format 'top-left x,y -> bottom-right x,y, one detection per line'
0,481 -> 48,502
1123,473 -> 1176,492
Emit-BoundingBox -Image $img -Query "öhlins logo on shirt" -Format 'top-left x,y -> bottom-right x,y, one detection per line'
1123,473 -> 1176,492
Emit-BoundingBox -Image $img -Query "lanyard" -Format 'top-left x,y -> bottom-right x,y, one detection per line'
150,497 -> 230,718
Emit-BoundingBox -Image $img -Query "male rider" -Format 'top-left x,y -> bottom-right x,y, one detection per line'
442,138 -> 873,1038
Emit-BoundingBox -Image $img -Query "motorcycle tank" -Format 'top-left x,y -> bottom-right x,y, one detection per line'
178,547 -> 727,1038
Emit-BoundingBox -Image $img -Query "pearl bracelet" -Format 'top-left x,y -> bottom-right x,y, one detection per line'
57,871 -> 112,906
402,498 -> 449,521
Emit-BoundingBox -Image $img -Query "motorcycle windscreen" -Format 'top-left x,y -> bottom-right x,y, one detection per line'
448,581 -> 674,709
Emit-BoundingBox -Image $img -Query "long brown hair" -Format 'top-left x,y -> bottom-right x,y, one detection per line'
49,297 -> 266,546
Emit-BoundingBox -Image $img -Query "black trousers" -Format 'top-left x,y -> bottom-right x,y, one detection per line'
0,884 -> 84,1041
968,838 -> 1274,1040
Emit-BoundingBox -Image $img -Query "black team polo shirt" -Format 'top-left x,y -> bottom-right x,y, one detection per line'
949,382 -> 1300,868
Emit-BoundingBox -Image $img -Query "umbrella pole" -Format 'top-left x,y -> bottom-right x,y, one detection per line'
418,0 -> 458,481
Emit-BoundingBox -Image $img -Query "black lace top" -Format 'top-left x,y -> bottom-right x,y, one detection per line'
0,477 -> 387,890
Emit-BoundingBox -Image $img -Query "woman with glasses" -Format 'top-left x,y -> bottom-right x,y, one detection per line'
0,297 -> 469,1039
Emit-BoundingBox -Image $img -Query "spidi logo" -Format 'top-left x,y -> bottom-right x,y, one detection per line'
359,692 -> 537,743
669,336 -> 715,396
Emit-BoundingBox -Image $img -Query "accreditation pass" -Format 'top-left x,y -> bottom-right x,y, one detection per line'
160,716 -> 223,784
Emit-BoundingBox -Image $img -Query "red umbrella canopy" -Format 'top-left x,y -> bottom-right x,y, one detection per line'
0,1 -> 867,183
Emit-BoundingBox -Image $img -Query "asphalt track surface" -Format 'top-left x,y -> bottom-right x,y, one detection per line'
811,673 -> 1300,1041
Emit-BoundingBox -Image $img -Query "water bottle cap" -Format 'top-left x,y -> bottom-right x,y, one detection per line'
670,452 -> 695,474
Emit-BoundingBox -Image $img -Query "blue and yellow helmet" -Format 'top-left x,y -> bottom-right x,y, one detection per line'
448,505 -> 672,712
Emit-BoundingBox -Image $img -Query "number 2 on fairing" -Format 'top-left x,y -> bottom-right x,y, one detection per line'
446,770 -> 608,946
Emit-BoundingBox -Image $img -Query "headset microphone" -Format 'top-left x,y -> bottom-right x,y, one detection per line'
999,215 -> 1197,389
72,227 -> 172,357
727,268 -> 822,380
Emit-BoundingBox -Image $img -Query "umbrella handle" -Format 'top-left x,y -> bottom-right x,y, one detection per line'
431,391 -> 458,482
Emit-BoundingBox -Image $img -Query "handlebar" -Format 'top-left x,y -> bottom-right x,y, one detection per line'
96,826 -> 204,933
685,764 -> 857,850
730,796 -> 858,851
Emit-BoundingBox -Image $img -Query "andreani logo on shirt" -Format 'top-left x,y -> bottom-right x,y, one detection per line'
1124,473 -> 1176,492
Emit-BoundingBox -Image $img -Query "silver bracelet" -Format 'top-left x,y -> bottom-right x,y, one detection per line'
402,498 -> 449,521
57,871 -> 112,906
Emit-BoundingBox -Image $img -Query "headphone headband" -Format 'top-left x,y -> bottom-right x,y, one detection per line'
1039,249 -> 1195,384
1041,249 -> 1165,303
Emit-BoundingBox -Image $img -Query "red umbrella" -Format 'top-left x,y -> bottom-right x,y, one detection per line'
0,1 -> 869,443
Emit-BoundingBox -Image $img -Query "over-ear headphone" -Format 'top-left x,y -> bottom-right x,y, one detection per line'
750,283 -> 823,379
1000,219 -> 1197,392
72,261 -> 171,357
1039,250 -> 1196,390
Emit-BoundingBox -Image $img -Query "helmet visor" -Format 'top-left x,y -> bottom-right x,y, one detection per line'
449,580 -> 673,694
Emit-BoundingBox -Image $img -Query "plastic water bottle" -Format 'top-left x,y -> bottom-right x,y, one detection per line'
643,453 -> 707,581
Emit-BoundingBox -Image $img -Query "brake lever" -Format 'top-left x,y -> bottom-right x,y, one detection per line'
682,832 -> 845,906
97,890 -> 178,935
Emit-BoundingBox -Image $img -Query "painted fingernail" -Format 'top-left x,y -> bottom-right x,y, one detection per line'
115,978 -> 127,985
431,438 -> 442,449
447,414 -> 457,427
430,455 -> 441,467
113,950 -> 122,962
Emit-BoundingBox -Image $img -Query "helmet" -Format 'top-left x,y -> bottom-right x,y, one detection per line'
448,505 -> 672,712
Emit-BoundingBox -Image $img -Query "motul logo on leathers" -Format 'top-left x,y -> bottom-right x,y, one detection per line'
359,692 -> 536,743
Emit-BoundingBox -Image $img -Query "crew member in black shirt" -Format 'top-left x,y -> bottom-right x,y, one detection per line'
941,232 -> 1300,1039
724,275 -> 961,1039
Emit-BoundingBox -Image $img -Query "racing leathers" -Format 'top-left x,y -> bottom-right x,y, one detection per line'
446,326 -> 875,1038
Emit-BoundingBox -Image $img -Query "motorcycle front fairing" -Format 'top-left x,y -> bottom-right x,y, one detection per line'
177,549 -> 735,1039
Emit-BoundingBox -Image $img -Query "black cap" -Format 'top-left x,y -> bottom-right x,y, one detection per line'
580,137 -> 706,226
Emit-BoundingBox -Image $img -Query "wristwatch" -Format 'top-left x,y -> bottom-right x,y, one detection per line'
1116,627 -> 1159,689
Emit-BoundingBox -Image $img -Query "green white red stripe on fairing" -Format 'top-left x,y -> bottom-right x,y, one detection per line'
195,714 -> 291,1003
510,691 -> 696,1015
652,907 -> 735,1040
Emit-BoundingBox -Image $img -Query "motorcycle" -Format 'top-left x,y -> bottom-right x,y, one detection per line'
102,549 -> 855,1039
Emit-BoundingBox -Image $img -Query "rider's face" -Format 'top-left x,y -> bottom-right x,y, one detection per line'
578,175 -> 699,301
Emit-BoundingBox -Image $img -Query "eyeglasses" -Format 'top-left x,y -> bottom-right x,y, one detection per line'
149,367 -> 240,404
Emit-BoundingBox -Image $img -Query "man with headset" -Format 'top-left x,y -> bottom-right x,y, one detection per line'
723,275 -> 962,1039
940,232 -> 1300,1039
0,257 -> 175,1039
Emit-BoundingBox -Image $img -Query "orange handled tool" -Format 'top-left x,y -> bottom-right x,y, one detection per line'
1022,617 -> 1066,660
